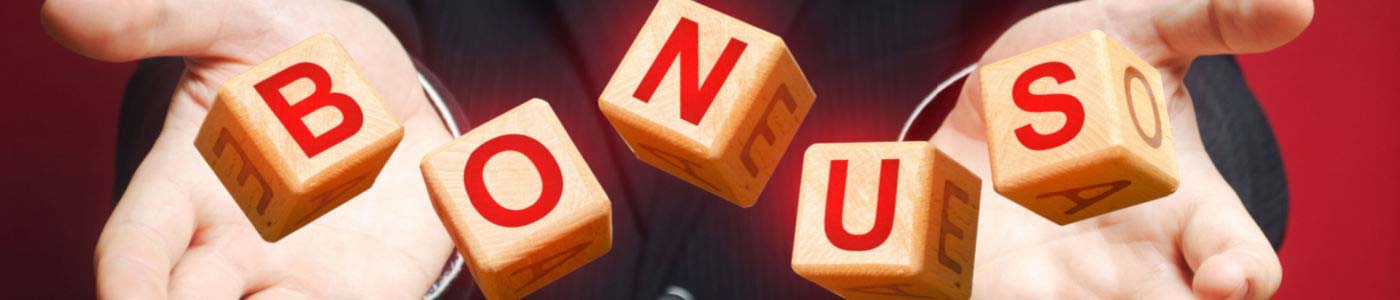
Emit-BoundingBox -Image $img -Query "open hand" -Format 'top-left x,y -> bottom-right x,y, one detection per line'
932,0 -> 1312,299
42,0 -> 456,298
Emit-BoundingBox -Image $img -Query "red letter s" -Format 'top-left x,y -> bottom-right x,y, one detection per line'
1012,62 -> 1083,150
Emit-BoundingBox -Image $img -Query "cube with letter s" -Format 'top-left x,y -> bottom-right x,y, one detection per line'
980,30 -> 1179,225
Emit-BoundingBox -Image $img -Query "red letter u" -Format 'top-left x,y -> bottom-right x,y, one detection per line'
824,159 -> 899,251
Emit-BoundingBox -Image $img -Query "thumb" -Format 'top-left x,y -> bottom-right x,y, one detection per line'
1152,0 -> 1315,56
41,0 -> 233,62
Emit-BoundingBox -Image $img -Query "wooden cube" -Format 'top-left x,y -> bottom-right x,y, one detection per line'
792,142 -> 982,300
598,0 -> 815,207
194,33 -> 403,242
421,99 -> 612,300
978,30 -> 1179,225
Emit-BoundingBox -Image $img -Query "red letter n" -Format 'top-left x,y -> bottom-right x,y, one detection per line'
632,18 -> 748,125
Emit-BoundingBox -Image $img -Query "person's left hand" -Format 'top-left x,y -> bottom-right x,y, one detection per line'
932,0 -> 1312,299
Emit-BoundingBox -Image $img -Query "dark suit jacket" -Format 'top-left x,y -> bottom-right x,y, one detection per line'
113,1 -> 1288,299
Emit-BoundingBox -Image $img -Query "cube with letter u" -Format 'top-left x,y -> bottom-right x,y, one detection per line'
194,33 -> 403,242
421,99 -> 612,300
792,142 -> 981,300
599,0 -> 815,207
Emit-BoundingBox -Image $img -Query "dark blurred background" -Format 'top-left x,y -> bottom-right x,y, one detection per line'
2,1 -> 1395,299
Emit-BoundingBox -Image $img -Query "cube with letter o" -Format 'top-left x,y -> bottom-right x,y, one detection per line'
421,99 -> 612,300
194,33 -> 403,242
599,0 -> 815,207
792,142 -> 981,300
979,30 -> 1179,225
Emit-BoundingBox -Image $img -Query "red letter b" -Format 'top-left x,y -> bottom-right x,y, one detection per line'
255,62 -> 365,158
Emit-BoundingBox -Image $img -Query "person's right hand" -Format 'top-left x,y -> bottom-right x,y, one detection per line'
42,0 -> 458,298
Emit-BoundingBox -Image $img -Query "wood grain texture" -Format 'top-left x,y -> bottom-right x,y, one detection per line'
979,30 -> 1179,225
598,0 -> 815,207
194,33 -> 403,242
792,142 -> 981,300
421,99 -> 612,300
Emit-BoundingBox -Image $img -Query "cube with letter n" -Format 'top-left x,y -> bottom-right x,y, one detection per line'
599,0 -> 815,207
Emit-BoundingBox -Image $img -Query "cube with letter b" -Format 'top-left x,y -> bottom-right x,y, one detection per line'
421,99 -> 612,300
979,30 -> 1179,225
599,0 -> 815,207
194,33 -> 403,242
792,142 -> 981,300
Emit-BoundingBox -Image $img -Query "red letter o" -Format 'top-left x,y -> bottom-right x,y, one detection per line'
464,134 -> 563,227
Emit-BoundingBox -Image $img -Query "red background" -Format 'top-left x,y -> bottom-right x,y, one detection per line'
1,1 -> 1395,298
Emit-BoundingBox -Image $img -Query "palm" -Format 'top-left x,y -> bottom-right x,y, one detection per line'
941,129 -> 1234,298
127,130 -> 449,298
930,1 -> 1305,298
52,0 -> 456,298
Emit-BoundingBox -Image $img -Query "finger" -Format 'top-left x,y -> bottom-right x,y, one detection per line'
1152,0 -> 1314,56
1180,192 -> 1283,300
166,224 -> 275,299
95,174 -> 197,299
168,185 -> 282,299
246,286 -> 314,300
167,247 -> 251,300
1193,248 -> 1279,300
1134,263 -> 1195,300
40,0 -> 231,62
